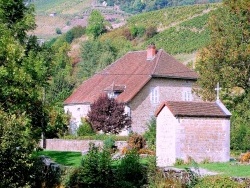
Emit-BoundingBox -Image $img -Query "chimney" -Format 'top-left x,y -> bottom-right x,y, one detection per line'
147,44 -> 156,60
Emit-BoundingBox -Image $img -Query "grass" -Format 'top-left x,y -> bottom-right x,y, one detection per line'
176,162 -> 250,177
34,150 -> 82,167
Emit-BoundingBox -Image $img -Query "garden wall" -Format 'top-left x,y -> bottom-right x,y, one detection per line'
40,139 -> 127,152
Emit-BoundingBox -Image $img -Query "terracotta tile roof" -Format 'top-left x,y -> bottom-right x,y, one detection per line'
155,101 -> 231,118
64,48 -> 198,105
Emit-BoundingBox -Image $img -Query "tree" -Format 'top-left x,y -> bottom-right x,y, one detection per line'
196,1 -> 250,101
88,94 -> 131,134
86,10 -> 106,39
195,0 -> 250,150
78,40 -> 117,80
0,110 -> 36,187
0,0 -> 36,43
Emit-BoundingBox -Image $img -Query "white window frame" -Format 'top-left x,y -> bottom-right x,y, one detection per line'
150,87 -> 159,104
183,89 -> 193,101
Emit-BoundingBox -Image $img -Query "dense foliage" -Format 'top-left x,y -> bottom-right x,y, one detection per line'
78,39 -> 118,79
0,110 -> 35,187
64,144 -> 147,188
86,10 -> 107,39
195,0 -> 250,150
88,94 -> 131,134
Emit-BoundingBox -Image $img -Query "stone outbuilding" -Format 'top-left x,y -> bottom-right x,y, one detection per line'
155,100 -> 231,167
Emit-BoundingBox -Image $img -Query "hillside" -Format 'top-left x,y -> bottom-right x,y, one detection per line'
100,3 -> 219,62
30,0 -> 130,39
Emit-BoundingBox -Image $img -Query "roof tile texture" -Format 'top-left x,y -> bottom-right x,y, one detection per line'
155,101 -> 230,118
64,49 -> 198,105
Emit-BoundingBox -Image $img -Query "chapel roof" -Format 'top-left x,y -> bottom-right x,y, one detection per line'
155,101 -> 231,118
64,46 -> 198,105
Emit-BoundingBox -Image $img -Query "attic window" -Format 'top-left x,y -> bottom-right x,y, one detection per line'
104,84 -> 126,99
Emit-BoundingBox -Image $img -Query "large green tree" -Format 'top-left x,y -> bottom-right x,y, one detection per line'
195,0 -> 250,150
86,10 -> 106,39
0,110 -> 35,187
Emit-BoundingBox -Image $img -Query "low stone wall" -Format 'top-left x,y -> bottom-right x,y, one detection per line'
40,139 -> 127,152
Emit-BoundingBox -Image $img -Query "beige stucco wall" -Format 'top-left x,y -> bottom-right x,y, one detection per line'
177,117 -> 230,163
64,104 -> 90,134
129,78 -> 200,133
156,106 -> 178,167
156,106 -> 230,167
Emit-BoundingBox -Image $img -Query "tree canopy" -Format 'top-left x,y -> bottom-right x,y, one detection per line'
86,10 -> 106,39
88,94 -> 131,134
195,0 -> 250,150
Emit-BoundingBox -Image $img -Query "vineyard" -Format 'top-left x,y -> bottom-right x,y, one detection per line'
33,0 -> 92,15
144,11 -> 213,54
127,4 -> 218,28
100,3 -> 219,59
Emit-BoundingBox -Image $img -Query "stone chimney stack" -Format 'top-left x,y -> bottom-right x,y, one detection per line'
147,44 -> 156,60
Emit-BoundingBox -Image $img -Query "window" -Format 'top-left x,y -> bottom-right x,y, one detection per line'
150,87 -> 159,104
183,90 -> 193,101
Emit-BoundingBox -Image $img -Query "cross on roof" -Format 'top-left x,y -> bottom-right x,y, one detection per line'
215,82 -> 221,101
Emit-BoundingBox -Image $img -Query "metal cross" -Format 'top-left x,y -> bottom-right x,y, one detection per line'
215,82 -> 221,101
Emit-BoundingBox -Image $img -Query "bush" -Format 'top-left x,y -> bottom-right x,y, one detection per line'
103,137 -> 116,152
143,117 -> 156,150
64,143 -> 113,187
88,94 -> 131,134
31,156 -> 62,188
128,133 -> 146,151
77,118 -> 95,136
56,28 -> 62,34
114,150 -> 147,188
122,27 -> 133,40
240,152 -> 250,163
145,25 -> 157,39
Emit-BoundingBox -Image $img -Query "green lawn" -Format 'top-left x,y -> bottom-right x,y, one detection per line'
34,150 -> 82,167
35,151 -> 250,177
176,162 -> 250,177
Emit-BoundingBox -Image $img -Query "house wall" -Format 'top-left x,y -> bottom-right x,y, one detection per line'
177,117 -> 230,163
64,104 -> 131,135
156,106 -> 230,167
156,106 -> 178,167
129,78 -> 201,133
64,104 -> 90,134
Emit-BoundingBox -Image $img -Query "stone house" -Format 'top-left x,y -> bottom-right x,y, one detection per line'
64,45 -> 201,134
155,100 -> 231,166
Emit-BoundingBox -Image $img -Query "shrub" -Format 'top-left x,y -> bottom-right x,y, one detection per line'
31,156 -> 62,188
240,152 -> 250,163
145,25 -> 157,39
64,143 -> 113,187
122,27 -> 133,40
143,117 -> 156,150
77,118 -> 95,136
71,25 -> 86,38
88,94 -> 131,134
56,28 -> 62,34
103,137 -> 116,152
114,150 -> 147,188
128,133 -> 146,151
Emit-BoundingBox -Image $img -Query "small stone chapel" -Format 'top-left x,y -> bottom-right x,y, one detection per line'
155,99 -> 231,167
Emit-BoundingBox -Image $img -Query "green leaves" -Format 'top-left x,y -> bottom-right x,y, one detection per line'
86,10 -> 106,39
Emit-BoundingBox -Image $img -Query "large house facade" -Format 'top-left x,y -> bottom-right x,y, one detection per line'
64,45 -> 202,134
